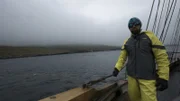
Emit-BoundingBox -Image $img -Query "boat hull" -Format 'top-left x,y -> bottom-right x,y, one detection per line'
39,80 -> 129,101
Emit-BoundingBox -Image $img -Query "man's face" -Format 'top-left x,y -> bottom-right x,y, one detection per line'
129,25 -> 141,34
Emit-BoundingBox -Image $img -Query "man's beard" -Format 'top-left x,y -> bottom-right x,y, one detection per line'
131,29 -> 141,35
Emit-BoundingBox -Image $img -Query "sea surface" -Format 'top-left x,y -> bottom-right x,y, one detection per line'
0,50 -> 126,101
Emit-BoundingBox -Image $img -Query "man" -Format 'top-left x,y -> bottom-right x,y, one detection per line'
112,17 -> 170,101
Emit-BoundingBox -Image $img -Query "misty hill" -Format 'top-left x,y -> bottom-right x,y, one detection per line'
0,45 -> 121,59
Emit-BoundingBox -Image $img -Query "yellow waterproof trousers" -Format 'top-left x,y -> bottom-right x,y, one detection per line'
128,76 -> 157,101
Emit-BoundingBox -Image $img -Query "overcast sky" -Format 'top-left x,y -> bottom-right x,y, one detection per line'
1,0 -> 179,46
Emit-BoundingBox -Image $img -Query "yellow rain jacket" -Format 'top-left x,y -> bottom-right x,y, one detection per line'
115,31 -> 169,80
115,31 -> 170,101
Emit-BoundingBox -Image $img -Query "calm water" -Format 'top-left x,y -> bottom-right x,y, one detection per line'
0,50 -> 126,101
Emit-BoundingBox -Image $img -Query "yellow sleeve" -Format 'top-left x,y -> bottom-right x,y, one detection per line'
115,40 -> 128,71
145,31 -> 170,80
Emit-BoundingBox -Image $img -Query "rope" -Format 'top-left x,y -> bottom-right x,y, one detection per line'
146,0 -> 156,30
152,0 -> 161,33
162,0 -> 177,43
156,0 -> 165,36
159,0 -> 176,42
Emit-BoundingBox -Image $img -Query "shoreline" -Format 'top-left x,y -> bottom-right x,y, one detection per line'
1,45 -> 179,60
0,47 -> 121,60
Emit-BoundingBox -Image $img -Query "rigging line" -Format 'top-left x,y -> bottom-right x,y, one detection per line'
159,0 -> 175,41
162,0 -> 177,43
169,9 -> 180,46
169,8 -> 180,45
168,20 -> 178,58
174,26 -> 180,52
165,0 -> 171,18
152,0 -> 161,33
170,27 -> 177,46
173,13 -> 180,45
163,0 -> 177,42
170,15 -> 180,61
159,0 -> 169,38
159,0 -> 173,40
171,27 -> 180,59
156,0 -> 166,36
146,0 -> 155,30
170,9 -> 180,44
174,35 -> 180,60
174,36 -> 180,60
170,18 -> 180,62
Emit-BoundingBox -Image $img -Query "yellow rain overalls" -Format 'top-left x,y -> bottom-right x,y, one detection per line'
115,31 -> 170,101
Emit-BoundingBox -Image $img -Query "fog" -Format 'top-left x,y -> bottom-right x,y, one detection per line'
1,0 -> 179,46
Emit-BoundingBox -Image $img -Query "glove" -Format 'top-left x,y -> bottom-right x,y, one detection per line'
112,68 -> 119,77
156,78 -> 168,91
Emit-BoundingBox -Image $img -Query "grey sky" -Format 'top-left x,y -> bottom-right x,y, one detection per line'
1,0 -> 179,46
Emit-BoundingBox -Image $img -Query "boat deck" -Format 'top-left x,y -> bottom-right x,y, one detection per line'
158,65 -> 180,101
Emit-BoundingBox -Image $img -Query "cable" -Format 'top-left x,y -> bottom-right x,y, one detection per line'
156,0 -> 166,36
162,0 -> 177,43
152,0 -> 161,33
170,14 -> 180,62
146,0 -> 156,30
159,0 -> 175,42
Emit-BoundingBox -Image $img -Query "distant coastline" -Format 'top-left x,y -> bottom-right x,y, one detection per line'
0,45 -> 121,59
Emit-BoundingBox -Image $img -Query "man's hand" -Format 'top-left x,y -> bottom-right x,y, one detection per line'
156,78 -> 168,91
112,68 -> 119,77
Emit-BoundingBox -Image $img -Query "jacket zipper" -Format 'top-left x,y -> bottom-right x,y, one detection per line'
135,38 -> 140,77
135,39 -> 137,77
138,39 -> 140,48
